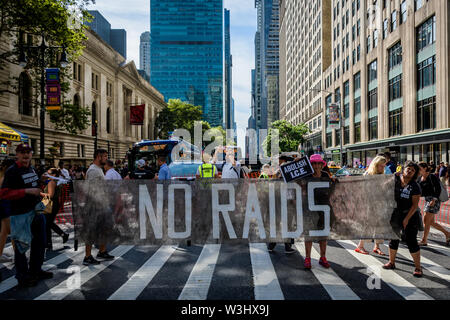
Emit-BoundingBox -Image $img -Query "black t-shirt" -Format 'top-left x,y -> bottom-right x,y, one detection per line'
395,175 -> 421,213
1,163 -> 41,216
130,169 -> 155,180
418,174 -> 441,198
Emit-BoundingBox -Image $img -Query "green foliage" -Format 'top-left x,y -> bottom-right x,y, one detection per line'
263,120 -> 310,157
155,99 -> 203,139
48,102 -> 91,135
0,0 -> 94,134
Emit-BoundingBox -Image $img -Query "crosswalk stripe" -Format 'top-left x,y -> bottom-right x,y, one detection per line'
425,241 -> 450,257
108,245 -> 178,300
0,247 -> 85,294
395,247 -> 450,282
35,245 -> 134,300
178,244 -> 221,300
249,243 -> 284,300
337,240 -> 433,300
294,242 -> 360,300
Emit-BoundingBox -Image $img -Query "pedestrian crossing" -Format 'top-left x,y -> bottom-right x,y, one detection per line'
0,234 -> 449,300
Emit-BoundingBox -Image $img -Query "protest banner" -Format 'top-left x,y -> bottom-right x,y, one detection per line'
279,156 -> 314,183
72,175 -> 398,245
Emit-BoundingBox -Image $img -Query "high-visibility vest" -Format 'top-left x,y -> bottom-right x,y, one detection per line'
199,163 -> 216,178
259,173 -> 269,179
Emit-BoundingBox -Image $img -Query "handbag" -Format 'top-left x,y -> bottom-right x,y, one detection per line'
41,195 -> 53,215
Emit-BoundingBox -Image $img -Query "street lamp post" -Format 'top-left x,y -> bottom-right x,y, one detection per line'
309,88 -> 345,166
19,34 -> 68,166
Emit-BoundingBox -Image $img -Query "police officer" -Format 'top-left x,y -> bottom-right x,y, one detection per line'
196,154 -> 218,179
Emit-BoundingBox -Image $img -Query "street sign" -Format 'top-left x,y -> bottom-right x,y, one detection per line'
46,106 -> 61,111
279,156 -> 314,183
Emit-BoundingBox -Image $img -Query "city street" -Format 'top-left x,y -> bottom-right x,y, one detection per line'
1,227 -> 449,300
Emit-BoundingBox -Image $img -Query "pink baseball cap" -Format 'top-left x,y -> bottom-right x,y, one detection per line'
309,154 -> 326,165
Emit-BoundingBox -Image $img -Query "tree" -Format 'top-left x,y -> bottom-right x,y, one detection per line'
155,99 -> 203,139
0,0 -> 94,134
263,120 -> 310,157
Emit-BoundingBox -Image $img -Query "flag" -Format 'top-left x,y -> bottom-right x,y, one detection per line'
130,104 -> 145,125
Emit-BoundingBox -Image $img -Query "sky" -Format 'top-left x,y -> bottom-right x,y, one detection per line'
88,0 -> 257,151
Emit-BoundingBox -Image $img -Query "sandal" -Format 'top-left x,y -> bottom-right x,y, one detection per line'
413,268 -> 423,278
373,248 -> 385,256
355,247 -> 369,255
382,262 -> 396,270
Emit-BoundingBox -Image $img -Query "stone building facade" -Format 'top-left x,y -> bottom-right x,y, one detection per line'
322,0 -> 449,166
0,29 -> 166,166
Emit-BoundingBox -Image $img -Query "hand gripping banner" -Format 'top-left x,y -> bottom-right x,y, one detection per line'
72,175 -> 398,245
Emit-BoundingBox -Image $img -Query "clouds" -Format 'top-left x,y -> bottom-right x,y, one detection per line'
89,0 -> 256,150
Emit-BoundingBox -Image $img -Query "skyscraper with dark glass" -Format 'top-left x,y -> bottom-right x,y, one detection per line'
150,0 -> 224,127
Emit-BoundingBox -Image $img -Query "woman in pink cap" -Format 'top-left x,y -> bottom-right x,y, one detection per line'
303,154 -> 332,269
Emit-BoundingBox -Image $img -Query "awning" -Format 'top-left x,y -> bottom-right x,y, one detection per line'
0,122 -> 29,143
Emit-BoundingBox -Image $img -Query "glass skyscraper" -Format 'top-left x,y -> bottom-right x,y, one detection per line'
150,0 -> 224,127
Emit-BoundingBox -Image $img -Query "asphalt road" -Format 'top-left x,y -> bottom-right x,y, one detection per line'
0,228 -> 449,300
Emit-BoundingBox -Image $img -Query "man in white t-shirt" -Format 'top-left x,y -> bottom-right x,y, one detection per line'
58,161 -> 71,180
104,160 -> 122,180
219,147 -> 240,179
83,149 -> 115,265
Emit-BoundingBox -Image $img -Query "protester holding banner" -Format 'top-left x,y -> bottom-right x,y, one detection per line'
0,144 -> 51,287
417,162 -> 450,246
267,154 -> 295,254
303,154 -> 331,269
0,158 -> 15,263
42,168 -> 69,250
383,161 -> 423,277
82,149 -> 115,265
355,155 -> 387,256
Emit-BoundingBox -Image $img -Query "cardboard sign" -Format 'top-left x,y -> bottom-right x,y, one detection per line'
280,156 -> 314,183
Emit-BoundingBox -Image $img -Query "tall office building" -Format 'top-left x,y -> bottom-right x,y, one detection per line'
283,0 -> 332,156
149,0 -> 224,127
251,0 -> 280,149
323,0 -> 449,165
85,11 -> 127,59
140,31 -> 151,80
224,9 -> 234,130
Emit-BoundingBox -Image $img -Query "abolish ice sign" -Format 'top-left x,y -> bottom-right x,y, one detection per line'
280,156 -> 314,183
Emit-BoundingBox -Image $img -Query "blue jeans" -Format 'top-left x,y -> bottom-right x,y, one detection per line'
14,214 -> 46,281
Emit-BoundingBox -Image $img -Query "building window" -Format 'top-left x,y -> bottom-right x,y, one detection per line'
367,35 -> 371,53
417,96 -> 436,131
357,19 -> 360,36
106,107 -> 112,134
352,25 -> 356,41
335,130 -> 341,147
354,72 -> 361,91
389,75 -> 402,102
354,122 -> 361,142
335,88 -> 341,103
401,1 -> 407,24
389,109 -> 403,137
344,126 -> 350,145
354,96 -> 361,114
417,56 -> 436,90
369,117 -> 378,140
368,60 -> 377,82
18,72 -> 32,116
344,102 -> 350,119
344,80 -> 349,98
352,1 -> 355,16
373,29 -> 378,48
357,45 -> 360,61
326,132 -> 332,148
388,42 -> 402,70
415,0 -> 424,11
352,49 -> 356,64
77,144 -> 85,158
383,19 -> 389,39
368,88 -> 378,110
73,62 -> 82,82
357,0 -> 360,11
416,15 -> 436,52
391,11 -> 398,31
